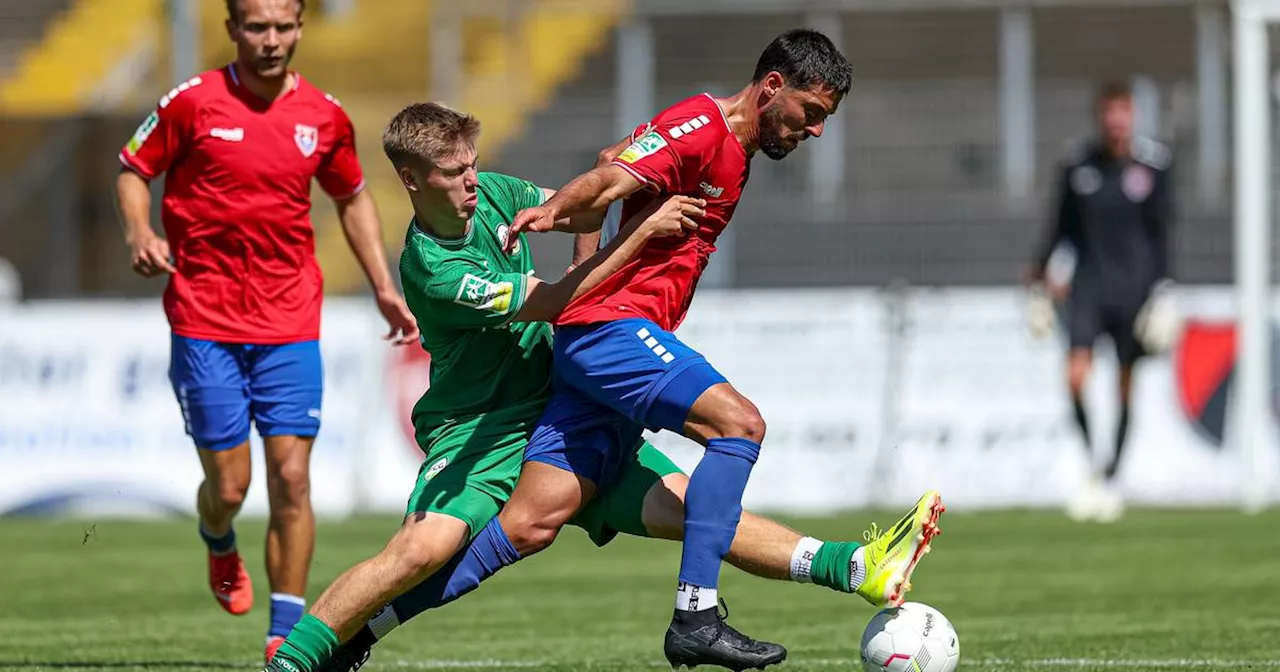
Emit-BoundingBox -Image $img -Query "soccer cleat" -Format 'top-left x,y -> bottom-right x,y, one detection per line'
853,490 -> 945,608
663,600 -> 787,671
208,550 -> 253,615
265,636 -> 286,664
315,637 -> 373,672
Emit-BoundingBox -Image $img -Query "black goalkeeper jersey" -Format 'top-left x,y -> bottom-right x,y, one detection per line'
1034,137 -> 1174,305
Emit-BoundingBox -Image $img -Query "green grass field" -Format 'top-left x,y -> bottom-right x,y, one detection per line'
2,509 -> 1279,672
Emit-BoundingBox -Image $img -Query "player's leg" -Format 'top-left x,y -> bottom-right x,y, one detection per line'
1095,305 -> 1144,523
552,319 -> 787,669
170,334 -> 255,616
577,442 -> 864,591
1065,289 -> 1101,462
584,443 -> 942,600
1064,290 -> 1105,521
313,389 -> 619,672
249,340 -> 324,657
268,430 -> 508,672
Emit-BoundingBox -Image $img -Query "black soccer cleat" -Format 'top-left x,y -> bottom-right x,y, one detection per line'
315,631 -> 375,672
663,600 -> 787,671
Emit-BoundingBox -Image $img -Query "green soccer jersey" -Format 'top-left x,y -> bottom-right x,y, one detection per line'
399,172 -> 552,432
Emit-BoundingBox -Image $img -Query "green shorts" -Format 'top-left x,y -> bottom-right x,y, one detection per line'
406,405 -> 684,546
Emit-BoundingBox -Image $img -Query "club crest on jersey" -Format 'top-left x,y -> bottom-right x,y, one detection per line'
496,224 -> 521,255
1122,164 -> 1154,203
294,124 -> 319,158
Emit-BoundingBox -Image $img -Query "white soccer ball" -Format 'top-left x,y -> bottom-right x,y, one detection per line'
860,602 -> 960,672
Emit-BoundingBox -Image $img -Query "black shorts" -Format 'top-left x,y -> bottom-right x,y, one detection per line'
1067,290 -> 1146,365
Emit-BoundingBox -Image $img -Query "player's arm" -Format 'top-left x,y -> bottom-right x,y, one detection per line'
512,195 -> 704,323
1025,164 -> 1079,284
114,170 -> 174,277
1149,163 -> 1175,283
321,108 -> 420,345
565,137 -> 630,265
531,136 -> 637,237
115,93 -> 194,278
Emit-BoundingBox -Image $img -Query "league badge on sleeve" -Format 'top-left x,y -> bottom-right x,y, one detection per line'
294,124 -> 319,158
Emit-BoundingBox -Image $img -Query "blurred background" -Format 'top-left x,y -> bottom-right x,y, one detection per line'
0,0 -> 1275,520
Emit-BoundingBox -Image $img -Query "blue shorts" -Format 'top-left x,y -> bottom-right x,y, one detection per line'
555,319 -> 727,433
524,318 -> 727,486
169,335 -> 323,452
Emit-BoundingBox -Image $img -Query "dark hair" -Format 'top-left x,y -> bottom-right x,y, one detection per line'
752,29 -> 852,95
225,0 -> 306,23
1095,79 -> 1132,104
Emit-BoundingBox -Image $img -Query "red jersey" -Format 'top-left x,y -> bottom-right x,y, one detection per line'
119,64 -> 365,344
555,93 -> 750,332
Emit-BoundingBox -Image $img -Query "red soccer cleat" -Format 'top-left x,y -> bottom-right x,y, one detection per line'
208,550 -> 253,615
265,635 -> 286,663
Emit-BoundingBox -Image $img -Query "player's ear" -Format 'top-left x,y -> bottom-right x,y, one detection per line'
224,18 -> 237,42
763,71 -> 786,98
398,166 -> 418,192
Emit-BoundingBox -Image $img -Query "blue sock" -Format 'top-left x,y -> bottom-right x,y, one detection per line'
388,518 -> 522,621
269,593 -> 306,639
678,437 -> 760,598
199,523 -> 236,555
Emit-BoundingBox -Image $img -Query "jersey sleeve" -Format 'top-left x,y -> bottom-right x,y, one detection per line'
401,244 -> 530,330
611,111 -> 720,193
119,93 -> 196,179
316,105 -> 366,199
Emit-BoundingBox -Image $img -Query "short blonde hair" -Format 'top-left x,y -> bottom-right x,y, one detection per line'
383,102 -> 481,169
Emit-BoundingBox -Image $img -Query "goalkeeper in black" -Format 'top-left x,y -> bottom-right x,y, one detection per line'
1024,80 -> 1176,522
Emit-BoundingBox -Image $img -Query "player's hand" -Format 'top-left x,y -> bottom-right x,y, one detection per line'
636,195 -> 704,239
129,234 -> 176,277
376,290 -> 420,346
506,205 -> 557,253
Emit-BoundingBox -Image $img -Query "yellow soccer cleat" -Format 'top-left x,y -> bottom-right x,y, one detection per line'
854,490 -> 945,608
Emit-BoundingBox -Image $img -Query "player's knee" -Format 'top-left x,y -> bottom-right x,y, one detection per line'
212,477 -> 250,510
387,535 -> 451,581
269,459 -> 311,507
718,399 -> 766,443
502,517 -> 563,556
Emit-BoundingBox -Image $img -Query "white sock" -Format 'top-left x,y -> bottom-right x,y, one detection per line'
848,546 -> 868,591
675,582 -> 717,612
788,537 -> 824,584
367,604 -> 401,641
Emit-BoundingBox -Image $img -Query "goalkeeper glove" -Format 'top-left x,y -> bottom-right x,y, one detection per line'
1134,279 -> 1181,354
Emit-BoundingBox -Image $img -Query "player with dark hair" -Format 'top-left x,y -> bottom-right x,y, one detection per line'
273,29 -> 941,672
115,0 -> 417,660
1025,79 -> 1176,522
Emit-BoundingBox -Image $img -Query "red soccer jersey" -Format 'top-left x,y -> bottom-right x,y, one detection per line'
119,64 -> 365,344
556,93 -> 750,332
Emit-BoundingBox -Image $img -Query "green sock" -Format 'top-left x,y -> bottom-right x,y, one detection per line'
811,541 -> 860,593
272,614 -> 339,672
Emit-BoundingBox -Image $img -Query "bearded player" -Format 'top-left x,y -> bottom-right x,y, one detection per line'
115,0 -> 417,660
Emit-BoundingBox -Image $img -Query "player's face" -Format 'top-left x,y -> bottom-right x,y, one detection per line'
227,0 -> 303,80
757,74 -> 842,161
410,144 -> 480,221
1098,96 -> 1134,148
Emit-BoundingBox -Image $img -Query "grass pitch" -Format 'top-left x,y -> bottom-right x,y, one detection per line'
2,508 -> 1278,671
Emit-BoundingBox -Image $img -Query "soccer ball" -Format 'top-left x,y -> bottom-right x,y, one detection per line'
860,602 -> 960,672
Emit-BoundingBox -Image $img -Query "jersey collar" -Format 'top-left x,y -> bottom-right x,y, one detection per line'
227,63 -> 301,103
412,216 -> 474,248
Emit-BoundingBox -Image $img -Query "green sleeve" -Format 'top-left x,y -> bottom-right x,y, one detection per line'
477,172 -> 545,222
401,243 -> 530,329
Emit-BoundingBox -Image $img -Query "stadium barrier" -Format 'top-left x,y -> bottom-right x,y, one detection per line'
0,286 -> 1270,518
